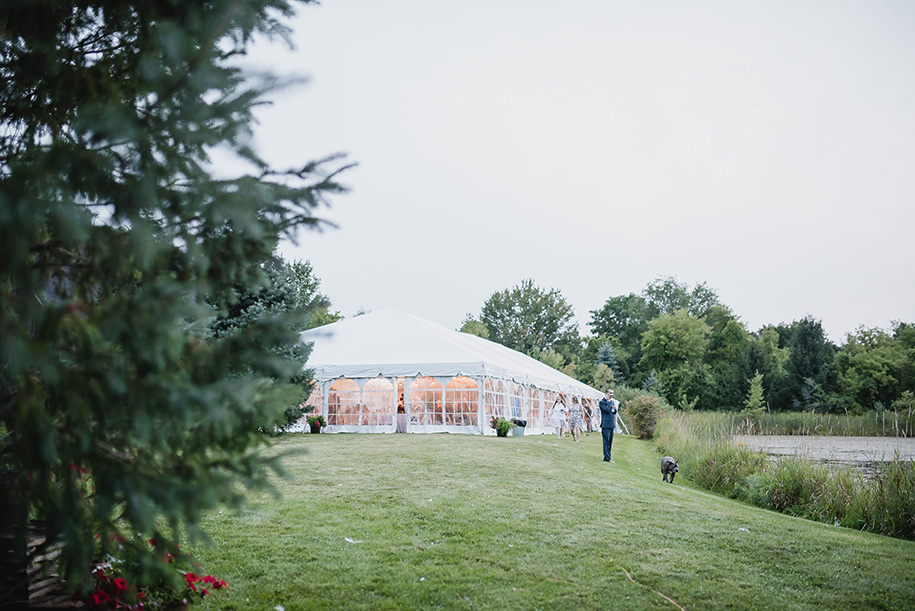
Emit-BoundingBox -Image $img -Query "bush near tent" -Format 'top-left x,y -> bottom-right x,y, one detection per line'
627,396 -> 663,439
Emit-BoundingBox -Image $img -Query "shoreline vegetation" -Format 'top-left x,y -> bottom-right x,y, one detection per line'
654,411 -> 915,541
723,409 -> 915,438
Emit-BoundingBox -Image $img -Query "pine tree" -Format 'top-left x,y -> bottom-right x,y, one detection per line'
642,370 -> 663,394
209,257 -> 341,432
596,343 -> 624,384
743,370 -> 766,416
0,0 -> 348,589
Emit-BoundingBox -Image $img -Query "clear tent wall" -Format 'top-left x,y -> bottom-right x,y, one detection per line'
296,374 -> 597,434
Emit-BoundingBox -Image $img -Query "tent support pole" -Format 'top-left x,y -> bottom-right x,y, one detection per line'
476,376 -> 484,434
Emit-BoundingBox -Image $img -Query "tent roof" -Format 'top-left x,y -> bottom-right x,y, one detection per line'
299,309 -> 603,399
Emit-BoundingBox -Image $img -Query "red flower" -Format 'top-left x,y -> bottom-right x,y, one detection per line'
91,590 -> 110,605
113,577 -> 128,593
185,573 -> 199,592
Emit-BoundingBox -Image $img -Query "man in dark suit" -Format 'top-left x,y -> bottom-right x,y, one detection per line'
598,388 -> 618,462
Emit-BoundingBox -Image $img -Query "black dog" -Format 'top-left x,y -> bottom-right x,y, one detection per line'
661,456 -> 679,484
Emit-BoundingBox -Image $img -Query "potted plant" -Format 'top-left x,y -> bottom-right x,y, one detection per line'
306,415 -> 326,433
489,416 -> 515,437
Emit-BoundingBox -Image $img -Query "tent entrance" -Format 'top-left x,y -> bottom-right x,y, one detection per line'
396,378 -> 407,433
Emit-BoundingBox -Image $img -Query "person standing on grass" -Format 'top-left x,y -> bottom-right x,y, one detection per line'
547,396 -> 568,439
568,396 -> 584,442
599,388 -> 619,462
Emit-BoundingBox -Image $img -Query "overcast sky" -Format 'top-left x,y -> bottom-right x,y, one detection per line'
233,0 -> 915,344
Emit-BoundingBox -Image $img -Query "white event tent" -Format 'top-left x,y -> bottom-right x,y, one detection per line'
297,309 -> 604,434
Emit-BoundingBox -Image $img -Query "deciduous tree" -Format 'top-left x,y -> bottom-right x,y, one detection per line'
479,279 -> 579,360
588,293 -> 650,356
643,275 -> 720,319
703,306 -> 753,410
784,316 -> 837,410
459,314 -> 490,339
592,363 -> 616,391
589,276 -> 721,388
835,327 -> 910,411
641,311 -> 711,372
640,311 -> 711,408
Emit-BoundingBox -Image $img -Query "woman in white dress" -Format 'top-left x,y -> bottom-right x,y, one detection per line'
547,397 -> 568,439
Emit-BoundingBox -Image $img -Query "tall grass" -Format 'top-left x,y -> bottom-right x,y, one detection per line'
863,453 -> 915,539
656,411 -> 915,541
734,410 -> 915,437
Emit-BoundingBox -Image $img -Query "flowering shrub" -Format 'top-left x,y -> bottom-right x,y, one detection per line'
81,539 -> 228,610
307,414 -> 326,428
84,567 -> 144,610
145,539 -> 229,609
185,572 -> 229,596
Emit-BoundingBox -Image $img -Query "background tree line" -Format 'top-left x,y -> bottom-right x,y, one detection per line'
462,277 -> 915,415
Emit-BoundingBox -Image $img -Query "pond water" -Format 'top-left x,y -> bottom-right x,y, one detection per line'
734,435 -> 915,467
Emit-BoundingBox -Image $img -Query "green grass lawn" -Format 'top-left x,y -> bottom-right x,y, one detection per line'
191,432 -> 915,610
